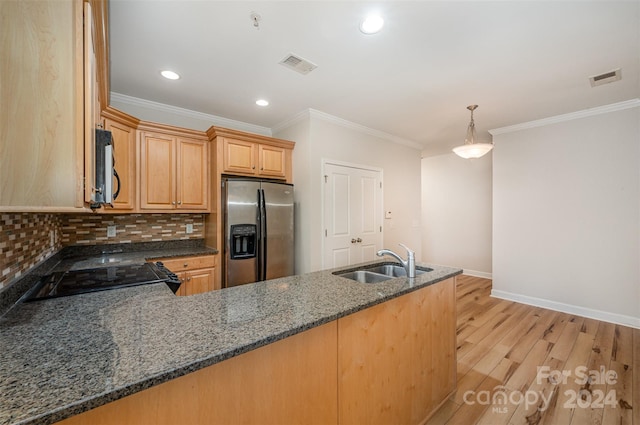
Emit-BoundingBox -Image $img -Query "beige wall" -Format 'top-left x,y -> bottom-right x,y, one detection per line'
275,111 -> 423,274
492,103 -> 640,327
421,153 -> 492,276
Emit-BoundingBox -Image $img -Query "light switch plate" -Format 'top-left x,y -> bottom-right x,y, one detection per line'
107,225 -> 116,238
385,211 -> 392,219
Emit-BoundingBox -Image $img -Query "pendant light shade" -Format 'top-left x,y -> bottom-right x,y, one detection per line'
452,105 -> 493,159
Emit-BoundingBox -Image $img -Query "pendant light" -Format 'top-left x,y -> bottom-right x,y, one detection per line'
452,105 -> 493,159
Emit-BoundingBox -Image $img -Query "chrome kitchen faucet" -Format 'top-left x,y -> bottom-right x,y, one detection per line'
376,243 -> 416,278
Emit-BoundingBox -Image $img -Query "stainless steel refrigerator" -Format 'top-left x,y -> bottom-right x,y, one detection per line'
222,178 -> 294,288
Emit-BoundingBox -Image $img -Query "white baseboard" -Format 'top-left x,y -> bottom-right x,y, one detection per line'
491,289 -> 640,329
462,269 -> 493,279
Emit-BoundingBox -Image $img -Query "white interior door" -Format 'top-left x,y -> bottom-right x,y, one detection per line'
323,162 -> 383,269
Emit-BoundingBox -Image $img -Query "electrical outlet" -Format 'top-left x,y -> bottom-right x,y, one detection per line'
107,225 -> 116,238
186,223 -> 194,234
385,211 -> 392,219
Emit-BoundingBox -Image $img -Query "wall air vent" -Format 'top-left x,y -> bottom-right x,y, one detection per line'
279,53 -> 317,75
589,68 -> 621,87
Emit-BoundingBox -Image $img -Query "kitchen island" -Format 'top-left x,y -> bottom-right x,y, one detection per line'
0,258 -> 461,425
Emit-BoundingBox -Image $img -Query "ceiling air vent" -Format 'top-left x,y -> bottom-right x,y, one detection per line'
589,68 -> 621,87
279,53 -> 317,75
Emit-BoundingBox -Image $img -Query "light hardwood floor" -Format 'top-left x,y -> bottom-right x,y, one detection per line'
426,275 -> 639,425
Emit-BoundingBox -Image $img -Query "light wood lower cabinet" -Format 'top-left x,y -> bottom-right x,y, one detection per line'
153,255 -> 219,295
56,277 -> 456,425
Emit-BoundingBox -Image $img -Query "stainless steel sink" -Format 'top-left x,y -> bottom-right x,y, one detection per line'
364,264 -> 428,277
334,263 -> 432,283
337,270 -> 393,283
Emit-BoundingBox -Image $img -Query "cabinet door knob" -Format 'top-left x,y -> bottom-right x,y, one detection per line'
172,201 -> 176,205
252,165 -> 256,170
187,277 -> 191,281
356,238 -> 362,243
351,238 -> 357,244
178,201 -> 182,205
183,263 -> 188,268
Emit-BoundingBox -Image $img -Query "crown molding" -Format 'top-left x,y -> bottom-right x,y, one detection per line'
489,98 -> 640,136
270,109 -> 312,135
272,108 -> 423,150
110,92 -> 272,136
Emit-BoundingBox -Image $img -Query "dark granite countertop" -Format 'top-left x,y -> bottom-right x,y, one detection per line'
0,240 -> 218,316
0,257 -> 461,425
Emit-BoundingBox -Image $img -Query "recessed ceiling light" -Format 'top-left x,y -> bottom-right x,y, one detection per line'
256,99 -> 269,107
360,14 -> 384,34
161,70 -> 180,80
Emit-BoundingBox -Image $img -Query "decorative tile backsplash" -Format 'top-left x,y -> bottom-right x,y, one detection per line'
0,213 -> 205,290
59,214 -> 204,245
0,213 -> 61,290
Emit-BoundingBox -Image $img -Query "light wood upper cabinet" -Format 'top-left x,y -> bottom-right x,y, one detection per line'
139,127 -> 210,212
221,138 -> 286,178
0,0 -> 109,211
258,144 -> 287,178
140,132 -> 177,210
223,138 -> 256,174
177,138 -> 209,210
216,132 -> 293,181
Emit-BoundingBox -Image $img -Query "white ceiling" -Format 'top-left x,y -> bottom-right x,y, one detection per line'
109,1 -> 640,156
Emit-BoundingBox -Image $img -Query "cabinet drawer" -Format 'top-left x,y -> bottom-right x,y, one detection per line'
156,255 -> 216,272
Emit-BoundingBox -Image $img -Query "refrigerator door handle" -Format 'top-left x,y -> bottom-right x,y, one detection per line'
259,188 -> 268,281
256,188 -> 262,282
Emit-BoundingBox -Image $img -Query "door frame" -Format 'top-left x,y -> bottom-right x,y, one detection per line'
321,159 -> 384,270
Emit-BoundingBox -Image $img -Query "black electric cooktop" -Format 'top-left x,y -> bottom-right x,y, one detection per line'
26,263 -> 180,301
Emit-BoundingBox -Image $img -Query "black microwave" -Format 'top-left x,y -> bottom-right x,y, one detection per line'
92,128 -> 120,208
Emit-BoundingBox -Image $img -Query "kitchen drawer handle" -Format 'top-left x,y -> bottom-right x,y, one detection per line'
183,263 -> 188,268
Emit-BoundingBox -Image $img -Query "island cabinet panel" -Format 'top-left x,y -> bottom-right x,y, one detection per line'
337,277 -> 457,425
54,278 -> 456,425
57,322 -> 338,425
